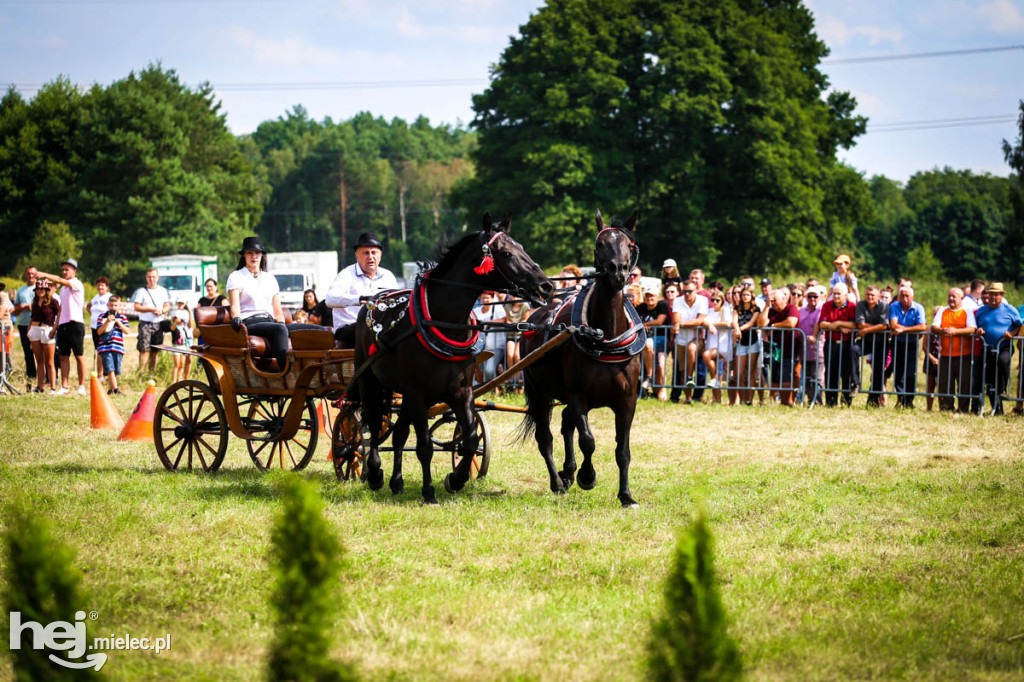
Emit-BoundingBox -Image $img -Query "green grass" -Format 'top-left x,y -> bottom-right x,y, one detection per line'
1,385 -> 1024,680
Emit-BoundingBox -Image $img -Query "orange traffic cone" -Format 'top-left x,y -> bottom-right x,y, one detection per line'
317,399 -> 336,437
90,371 -> 124,430
118,380 -> 157,442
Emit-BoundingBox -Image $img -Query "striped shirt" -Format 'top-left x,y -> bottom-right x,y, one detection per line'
96,311 -> 130,355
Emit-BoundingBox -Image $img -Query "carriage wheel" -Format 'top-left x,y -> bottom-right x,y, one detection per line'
154,380 -> 228,473
430,410 -> 491,480
330,408 -> 364,482
243,396 -> 319,471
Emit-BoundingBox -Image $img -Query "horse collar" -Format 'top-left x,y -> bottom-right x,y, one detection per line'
408,276 -> 480,362
570,282 -> 647,363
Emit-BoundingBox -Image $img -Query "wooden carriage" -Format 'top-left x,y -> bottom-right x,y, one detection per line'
152,306 -> 494,480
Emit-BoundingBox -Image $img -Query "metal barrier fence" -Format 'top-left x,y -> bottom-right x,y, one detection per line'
641,324 -> 1023,414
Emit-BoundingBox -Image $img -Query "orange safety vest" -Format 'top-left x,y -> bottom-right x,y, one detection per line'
939,308 -> 971,356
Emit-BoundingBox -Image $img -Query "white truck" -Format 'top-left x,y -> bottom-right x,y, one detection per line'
149,254 -> 219,308
266,251 -> 339,310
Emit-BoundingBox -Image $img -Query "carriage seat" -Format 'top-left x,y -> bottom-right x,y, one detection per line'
194,306 -> 268,357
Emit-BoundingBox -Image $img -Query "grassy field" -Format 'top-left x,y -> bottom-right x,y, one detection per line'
2,357 -> 1023,681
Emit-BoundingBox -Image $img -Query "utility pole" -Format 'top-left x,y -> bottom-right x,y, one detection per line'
339,151 -> 347,267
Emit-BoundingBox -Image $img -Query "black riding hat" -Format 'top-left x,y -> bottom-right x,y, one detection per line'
353,232 -> 384,251
238,236 -> 267,254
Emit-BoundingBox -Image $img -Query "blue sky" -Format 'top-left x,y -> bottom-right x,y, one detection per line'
2,0 -> 1022,183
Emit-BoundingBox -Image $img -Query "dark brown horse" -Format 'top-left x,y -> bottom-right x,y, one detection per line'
519,211 -> 643,507
353,215 -> 553,504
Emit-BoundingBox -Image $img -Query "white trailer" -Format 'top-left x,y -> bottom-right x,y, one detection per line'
266,251 -> 339,310
149,254 -> 219,308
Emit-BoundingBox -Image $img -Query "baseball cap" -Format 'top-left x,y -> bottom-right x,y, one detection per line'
662,258 -> 677,268
760,277 -> 771,285
61,258 -> 78,270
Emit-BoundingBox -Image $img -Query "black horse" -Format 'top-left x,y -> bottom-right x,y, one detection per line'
352,215 -> 553,504
519,211 -> 644,507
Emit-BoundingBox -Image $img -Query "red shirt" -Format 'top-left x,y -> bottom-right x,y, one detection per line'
766,304 -> 800,357
819,299 -> 855,342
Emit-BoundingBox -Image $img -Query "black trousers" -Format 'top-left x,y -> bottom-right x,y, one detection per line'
246,318 -> 323,369
334,323 -> 357,347
983,345 -> 1012,413
18,325 -> 36,379
862,333 -> 889,405
824,338 -> 853,407
891,340 -> 918,407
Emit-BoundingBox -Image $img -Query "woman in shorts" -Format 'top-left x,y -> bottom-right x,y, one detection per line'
28,279 -> 60,393
733,286 -> 762,405
703,291 -> 738,404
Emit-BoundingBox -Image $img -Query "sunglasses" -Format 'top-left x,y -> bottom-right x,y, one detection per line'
712,298 -> 723,302
681,289 -> 694,294
806,294 -> 818,298
741,283 -> 754,288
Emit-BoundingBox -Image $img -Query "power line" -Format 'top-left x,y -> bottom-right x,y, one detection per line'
825,44 -> 1024,64
868,114 -> 1018,133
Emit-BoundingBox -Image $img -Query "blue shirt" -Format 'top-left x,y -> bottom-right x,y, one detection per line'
888,300 -> 926,337
974,302 -> 1022,348
15,283 -> 35,326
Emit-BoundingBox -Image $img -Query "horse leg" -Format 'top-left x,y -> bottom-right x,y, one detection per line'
444,393 -> 479,494
361,381 -> 385,491
408,404 -> 437,505
558,406 -> 578,489
613,400 -> 639,507
388,407 -> 411,495
574,408 -> 598,491
526,384 -> 563,494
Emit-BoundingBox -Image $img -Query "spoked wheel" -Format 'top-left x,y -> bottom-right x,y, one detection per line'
430,410 -> 491,480
330,408 -> 364,482
154,380 -> 228,473
243,396 -> 319,471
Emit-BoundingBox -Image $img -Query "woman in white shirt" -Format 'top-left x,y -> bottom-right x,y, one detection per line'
703,291 -> 738,404
227,236 -> 319,370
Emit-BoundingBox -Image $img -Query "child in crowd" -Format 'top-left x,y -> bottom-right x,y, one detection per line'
169,298 -> 194,383
96,295 -> 130,395
293,310 -> 309,324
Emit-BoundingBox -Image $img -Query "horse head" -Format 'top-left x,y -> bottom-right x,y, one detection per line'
474,213 -> 554,306
594,210 -> 638,290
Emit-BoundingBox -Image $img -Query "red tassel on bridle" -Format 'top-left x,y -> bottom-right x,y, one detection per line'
473,255 -> 495,275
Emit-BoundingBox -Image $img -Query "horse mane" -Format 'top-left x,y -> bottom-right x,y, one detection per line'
428,231 -> 482,276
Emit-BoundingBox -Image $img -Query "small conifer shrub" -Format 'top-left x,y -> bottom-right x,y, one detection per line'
647,511 -> 742,681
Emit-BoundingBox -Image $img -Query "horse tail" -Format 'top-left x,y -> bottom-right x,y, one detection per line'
513,376 -> 548,443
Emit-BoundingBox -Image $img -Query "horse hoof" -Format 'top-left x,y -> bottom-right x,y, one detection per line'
423,496 -> 439,506
367,469 -> 385,491
390,476 -> 404,496
444,473 -> 464,494
577,470 -> 597,491
558,470 -> 575,489
619,496 -> 639,508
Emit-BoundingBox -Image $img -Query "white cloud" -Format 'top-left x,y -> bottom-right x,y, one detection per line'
224,25 -> 343,68
816,14 -> 903,47
978,0 -> 1024,33
394,6 -> 517,44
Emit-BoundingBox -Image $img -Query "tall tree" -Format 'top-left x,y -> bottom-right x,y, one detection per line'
1002,100 -> 1024,283
455,0 -> 867,277
0,66 -> 268,289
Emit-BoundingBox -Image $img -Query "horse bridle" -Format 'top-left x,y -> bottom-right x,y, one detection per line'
470,230 -> 546,305
593,226 -> 639,277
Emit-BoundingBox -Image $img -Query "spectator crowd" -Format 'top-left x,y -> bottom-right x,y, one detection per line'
3,249 -> 1022,416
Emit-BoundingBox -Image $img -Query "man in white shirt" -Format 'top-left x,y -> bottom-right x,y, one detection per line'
670,279 -> 708,403
326,232 -> 398,345
133,267 -> 171,373
36,259 -> 87,395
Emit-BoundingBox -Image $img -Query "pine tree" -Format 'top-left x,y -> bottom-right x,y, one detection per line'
267,478 -> 356,682
3,505 -> 102,681
647,511 -> 741,682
